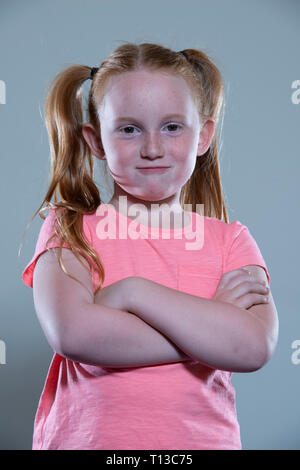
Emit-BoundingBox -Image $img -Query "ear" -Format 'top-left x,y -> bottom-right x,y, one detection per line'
197,118 -> 215,156
82,123 -> 106,160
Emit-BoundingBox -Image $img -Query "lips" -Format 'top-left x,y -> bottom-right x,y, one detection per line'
137,166 -> 170,174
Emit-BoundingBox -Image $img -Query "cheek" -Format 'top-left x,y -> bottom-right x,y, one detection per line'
107,159 -> 129,179
175,151 -> 196,174
106,145 -> 132,172
172,154 -> 197,187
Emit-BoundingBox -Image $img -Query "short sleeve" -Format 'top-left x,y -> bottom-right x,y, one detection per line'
22,208 -> 72,288
223,220 -> 270,286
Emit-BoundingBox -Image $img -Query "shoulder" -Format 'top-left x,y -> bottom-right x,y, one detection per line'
206,216 -> 253,246
196,214 -> 246,243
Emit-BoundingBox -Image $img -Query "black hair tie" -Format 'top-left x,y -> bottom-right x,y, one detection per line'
89,67 -> 99,80
178,50 -> 189,60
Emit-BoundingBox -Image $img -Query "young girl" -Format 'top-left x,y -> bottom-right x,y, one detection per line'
20,42 -> 278,450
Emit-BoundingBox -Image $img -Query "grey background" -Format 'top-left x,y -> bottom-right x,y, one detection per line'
0,0 -> 299,450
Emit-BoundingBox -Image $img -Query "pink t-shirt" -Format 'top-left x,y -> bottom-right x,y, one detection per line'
22,204 -> 270,450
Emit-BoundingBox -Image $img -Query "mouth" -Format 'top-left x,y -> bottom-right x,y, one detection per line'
136,166 -> 171,174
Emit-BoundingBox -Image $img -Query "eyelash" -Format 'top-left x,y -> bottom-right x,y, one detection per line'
119,124 -> 183,135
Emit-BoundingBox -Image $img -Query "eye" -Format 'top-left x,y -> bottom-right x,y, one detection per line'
165,123 -> 182,132
119,126 -> 138,134
118,123 -> 183,135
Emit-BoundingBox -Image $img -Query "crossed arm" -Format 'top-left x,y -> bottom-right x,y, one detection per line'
73,267 -> 277,373
124,266 -> 278,372
36,249 -> 278,373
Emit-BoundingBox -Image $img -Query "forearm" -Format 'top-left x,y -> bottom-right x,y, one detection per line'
128,277 -> 267,373
61,302 -> 191,368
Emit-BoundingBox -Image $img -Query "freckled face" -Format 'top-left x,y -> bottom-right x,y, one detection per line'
98,69 -> 201,204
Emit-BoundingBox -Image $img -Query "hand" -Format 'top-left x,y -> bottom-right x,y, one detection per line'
213,267 -> 270,310
94,277 -> 134,312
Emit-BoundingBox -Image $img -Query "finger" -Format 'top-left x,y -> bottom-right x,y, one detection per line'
219,267 -> 250,288
238,292 -> 270,310
241,267 -> 251,276
234,282 -> 268,302
221,270 -> 254,291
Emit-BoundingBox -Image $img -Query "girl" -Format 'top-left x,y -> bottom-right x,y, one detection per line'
20,42 -> 279,450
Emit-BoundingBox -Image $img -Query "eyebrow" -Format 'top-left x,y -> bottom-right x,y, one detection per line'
113,114 -> 187,123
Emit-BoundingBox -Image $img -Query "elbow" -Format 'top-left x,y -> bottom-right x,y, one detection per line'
241,348 -> 268,373
54,335 -> 72,359
249,348 -> 269,372
250,329 -> 279,372
53,308 -> 90,362
41,315 -> 76,360
55,334 -> 83,362
54,323 -> 79,361
45,324 -> 72,359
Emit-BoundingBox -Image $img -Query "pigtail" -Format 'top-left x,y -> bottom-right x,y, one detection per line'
178,49 -> 229,223
19,65 -> 105,294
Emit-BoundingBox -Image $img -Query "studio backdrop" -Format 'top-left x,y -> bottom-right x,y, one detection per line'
0,0 -> 299,450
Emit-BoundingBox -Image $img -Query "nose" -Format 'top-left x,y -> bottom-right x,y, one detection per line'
140,131 -> 163,159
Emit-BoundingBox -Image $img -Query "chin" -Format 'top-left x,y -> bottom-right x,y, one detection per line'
137,193 -> 173,203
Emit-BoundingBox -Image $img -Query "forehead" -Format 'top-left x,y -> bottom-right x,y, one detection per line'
99,69 -> 197,118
